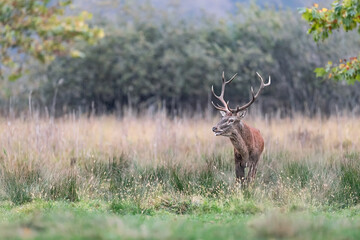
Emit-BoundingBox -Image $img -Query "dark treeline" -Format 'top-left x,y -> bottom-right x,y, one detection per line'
2,2 -> 360,117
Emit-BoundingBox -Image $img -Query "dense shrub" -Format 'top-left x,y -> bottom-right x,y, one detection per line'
2,2 -> 359,116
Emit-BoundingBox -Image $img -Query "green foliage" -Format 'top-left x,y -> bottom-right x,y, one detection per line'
318,57 -> 360,84
36,2 -> 360,116
282,161 -> 313,188
300,0 -> 360,83
110,199 -> 154,215
335,152 -> 360,207
1,149 -> 360,209
0,162 -> 40,205
49,174 -> 78,202
228,198 -> 262,215
1,149 -> 360,238
0,0 -> 104,80
2,201 -> 360,239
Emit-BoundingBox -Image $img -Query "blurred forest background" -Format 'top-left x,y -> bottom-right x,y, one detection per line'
1,0 -> 359,117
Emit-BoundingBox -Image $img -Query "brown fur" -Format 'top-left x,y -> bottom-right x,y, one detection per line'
211,71 -> 270,183
230,122 -> 264,183
213,118 -> 264,184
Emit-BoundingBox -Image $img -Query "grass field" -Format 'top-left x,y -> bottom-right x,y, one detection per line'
0,113 -> 359,239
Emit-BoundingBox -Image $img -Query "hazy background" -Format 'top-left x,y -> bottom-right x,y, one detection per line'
1,0 -> 359,117
74,0 -> 334,17
1,2 -> 360,238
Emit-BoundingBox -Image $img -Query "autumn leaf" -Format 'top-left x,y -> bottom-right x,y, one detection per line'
0,0 -> 104,81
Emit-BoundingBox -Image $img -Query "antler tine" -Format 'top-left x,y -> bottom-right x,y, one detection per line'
256,72 -> 271,86
211,81 -> 227,112
211,101 -> 227,112
211,85 -> 226,108
211,72 -> 238,113
230,72 -> 271,113
254,72 -> 271,98
227,73 -> 238,84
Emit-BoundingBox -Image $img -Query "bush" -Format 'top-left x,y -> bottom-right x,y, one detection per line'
9,2 -> 359,117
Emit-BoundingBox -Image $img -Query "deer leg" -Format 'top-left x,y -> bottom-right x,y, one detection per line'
247,158 -> 259,183
234,152 -> 246,184
252,161 -> 258,180
235,160 -> 245,183
247,163 -> 254,183
235,160 -> 245,184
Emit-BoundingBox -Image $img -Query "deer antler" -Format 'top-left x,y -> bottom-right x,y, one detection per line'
211,72 -> 238,113
230,72 -> 271,113
211,71 -> 271,114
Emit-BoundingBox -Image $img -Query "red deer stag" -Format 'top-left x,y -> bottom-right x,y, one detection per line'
211,72 -> 270,184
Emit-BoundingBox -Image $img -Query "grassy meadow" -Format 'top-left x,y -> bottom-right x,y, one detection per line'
0,112 -> 360,239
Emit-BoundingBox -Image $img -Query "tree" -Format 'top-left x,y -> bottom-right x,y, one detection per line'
0,0 -> 104,80
36,2 -> 360,116
299,0 -> 360,83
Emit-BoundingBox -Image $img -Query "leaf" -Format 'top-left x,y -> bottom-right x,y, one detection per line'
297,7 -> 307,14
8,73 -> 22,81
0,1 -> 103,80
347,68 -> 355,76
301,11 -> 313,21
70,50 -> 86,58
314,67 -> 327,77
356,74 -> 360,81
348,75 -> 357,84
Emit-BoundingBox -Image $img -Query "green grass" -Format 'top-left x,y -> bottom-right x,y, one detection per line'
0,200 -> 360,240
1,151 -> 360,239
0,116 -> 360,239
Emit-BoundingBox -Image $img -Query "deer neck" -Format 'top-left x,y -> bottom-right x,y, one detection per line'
229,122 -> 249,155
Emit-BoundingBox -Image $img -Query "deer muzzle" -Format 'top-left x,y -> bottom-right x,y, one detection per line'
212,126 -> 223,136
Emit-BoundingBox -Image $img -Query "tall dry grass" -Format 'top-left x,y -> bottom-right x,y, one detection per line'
0,112 -> 359,209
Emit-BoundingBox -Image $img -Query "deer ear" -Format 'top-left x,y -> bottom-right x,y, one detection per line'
237,110 -> 247,119
220,111 -> 226,117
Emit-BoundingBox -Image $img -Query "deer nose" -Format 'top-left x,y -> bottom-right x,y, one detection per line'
212,127 -> 217,132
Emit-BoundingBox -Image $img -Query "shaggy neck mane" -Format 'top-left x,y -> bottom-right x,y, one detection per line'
229,122 -> 250,157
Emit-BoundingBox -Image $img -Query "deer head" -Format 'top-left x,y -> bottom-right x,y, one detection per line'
211,71 -> 271,137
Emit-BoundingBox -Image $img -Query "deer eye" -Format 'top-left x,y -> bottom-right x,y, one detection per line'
228,119 -> 234,124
